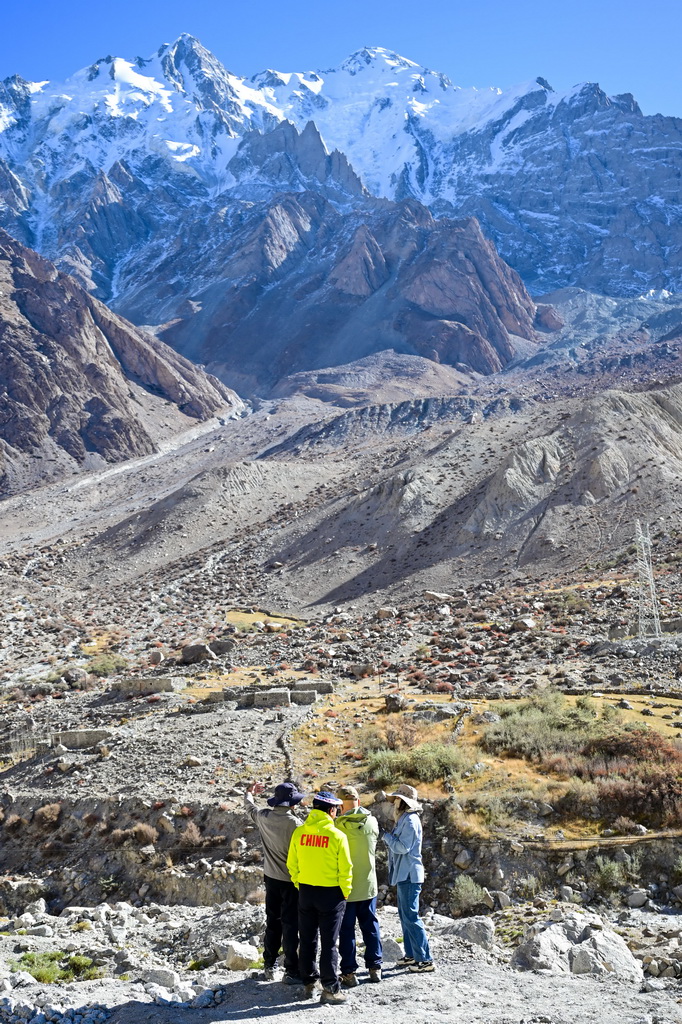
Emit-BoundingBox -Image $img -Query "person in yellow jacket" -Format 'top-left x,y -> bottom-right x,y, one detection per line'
287,791 -> 353,1005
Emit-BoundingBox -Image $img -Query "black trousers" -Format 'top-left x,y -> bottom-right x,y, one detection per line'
298,883 -> 346,993
263,874 -> 299,975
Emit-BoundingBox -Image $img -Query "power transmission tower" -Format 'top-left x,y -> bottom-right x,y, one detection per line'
635,520 -> 661,639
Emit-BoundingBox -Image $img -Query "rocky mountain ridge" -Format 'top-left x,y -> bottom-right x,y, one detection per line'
0,230 -> 242,495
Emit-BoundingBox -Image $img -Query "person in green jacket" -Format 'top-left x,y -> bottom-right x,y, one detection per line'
335,785 -> 383,987
286,791 -> 353,1005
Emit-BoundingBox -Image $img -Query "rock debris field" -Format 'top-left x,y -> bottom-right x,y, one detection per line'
1,896 -> 681,1024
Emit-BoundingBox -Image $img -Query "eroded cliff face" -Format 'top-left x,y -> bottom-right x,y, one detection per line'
0,231 -> 242,494
114,181 -> 539,395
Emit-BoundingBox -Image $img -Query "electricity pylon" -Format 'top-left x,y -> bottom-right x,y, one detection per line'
635,520 -> 661,639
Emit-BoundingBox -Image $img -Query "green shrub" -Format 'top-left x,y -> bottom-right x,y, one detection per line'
10,951 -> 103,984
366,742 -> 473,786
516,874 -> 541,899
483,693 -> 682,826
87,653 -> 128,677
450,874 -> 485,915
592,856 -> 626,896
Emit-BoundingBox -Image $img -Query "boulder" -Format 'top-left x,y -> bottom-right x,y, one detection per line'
181,643 -> 217,665
454,849 -> 473,870
221,941 -> 260,970
627,889 -> 648,908
512,618 -> 537,631
385,693 -> 407,713
513,912 -> 643,983
429,914 -> 496,951
209,639 -> 236,656
144,968 -> 181,990
572,929 -> 643,984
381,937 -> 404,961
63,667 -> 88,684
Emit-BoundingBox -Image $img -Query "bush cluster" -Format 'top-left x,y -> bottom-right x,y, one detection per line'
87,652 -> 128,677
366,741 -> 473,786
483,692 -> 682,826
34,803 -> 62,829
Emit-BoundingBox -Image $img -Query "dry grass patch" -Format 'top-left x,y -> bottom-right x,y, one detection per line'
34,803 -> 62,829
481,692 -> 682,827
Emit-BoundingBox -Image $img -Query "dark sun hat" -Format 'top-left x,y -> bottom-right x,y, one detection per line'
267,782 -> 305,806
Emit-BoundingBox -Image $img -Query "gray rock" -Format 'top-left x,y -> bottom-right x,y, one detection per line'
180,643 -> 217,665
512,618 -> 537,631
384,693 -> 407,713
513,912 -> 643,983
222,941 -> 259,970
627,889 -> 648,908
430,914 -> 496,951
454,849 -> 473,870
381,937 -> 404,961
209,639 -> 236,656
143,967 -> 180,990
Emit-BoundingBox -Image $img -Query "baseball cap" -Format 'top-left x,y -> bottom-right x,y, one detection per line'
313,791 -> 343,806
337,785 -> 360,800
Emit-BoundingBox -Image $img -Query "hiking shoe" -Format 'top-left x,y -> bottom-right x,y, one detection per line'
340,973 -> 359,988
303,981 -> 319,999
282,973 -> 303,986
395,955 -> 415,967
320,988 -> 347,1005
408,960 -> 435,973
262,967 -> 276,981
369,968 -> 382,983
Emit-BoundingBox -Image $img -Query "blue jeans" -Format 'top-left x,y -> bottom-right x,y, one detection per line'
396,881 -> 431,963
339,897 -> 383,974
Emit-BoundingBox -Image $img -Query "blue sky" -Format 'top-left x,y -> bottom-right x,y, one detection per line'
2,0 -> 681,117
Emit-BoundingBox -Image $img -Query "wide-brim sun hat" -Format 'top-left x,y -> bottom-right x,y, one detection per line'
386,784 -> 422,811
267,782 -> 306,806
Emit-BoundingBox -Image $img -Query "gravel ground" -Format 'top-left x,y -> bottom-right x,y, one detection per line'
104,961 -> 682,1024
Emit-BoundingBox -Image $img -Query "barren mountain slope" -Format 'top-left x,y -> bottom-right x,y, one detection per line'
271,350 -> 477,406
0,231 -> 242,495
3,376 -> 680,630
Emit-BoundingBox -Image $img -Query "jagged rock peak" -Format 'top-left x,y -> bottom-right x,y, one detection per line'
153,32 -> 239,92
228,119 -> 366,196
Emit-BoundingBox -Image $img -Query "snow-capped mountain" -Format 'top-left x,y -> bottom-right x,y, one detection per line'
1,35 -> 680,298
0,34 -> 679,394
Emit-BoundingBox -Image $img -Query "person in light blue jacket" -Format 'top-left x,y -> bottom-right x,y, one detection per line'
382,784 -> 434,973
